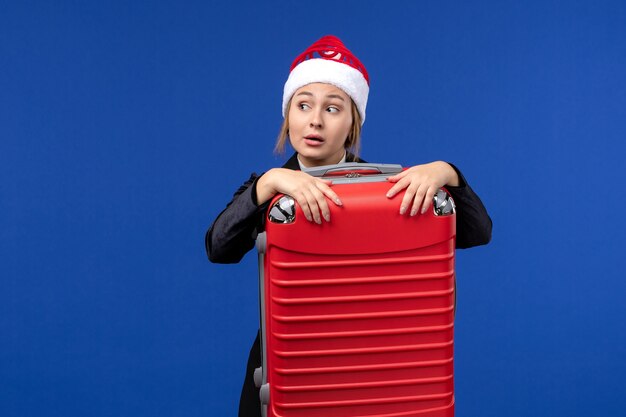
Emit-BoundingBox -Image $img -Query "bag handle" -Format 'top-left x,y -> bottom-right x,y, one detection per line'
303,162 -> 403,178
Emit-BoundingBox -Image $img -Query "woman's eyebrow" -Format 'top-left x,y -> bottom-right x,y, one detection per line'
295,91 -> 345,101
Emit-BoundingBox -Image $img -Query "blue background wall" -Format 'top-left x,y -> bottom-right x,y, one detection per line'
2,1 -> 625,416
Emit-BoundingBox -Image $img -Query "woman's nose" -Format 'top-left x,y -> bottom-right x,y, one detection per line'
310,110 -> 323,128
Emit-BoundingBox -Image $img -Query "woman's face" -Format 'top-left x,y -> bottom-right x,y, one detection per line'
288,83 -> 353,167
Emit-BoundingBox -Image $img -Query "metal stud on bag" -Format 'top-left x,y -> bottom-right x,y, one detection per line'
268,196 -> 296,224
433,189 -> 456,216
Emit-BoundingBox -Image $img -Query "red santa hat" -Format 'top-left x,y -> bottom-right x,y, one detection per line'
282,35 -> 370,124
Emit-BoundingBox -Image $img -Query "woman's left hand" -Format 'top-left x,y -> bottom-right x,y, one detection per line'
386,161 -> 460,216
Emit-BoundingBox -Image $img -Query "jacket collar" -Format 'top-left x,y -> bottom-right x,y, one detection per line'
282,153 -> 301,170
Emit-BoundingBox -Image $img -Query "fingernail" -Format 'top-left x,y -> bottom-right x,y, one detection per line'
335,198 -> 342,206
386,193 -> 392,198
400,206 -> 406,215
305,214 -> 312,221
410,209 -> 417,216
315,217 -> 321,224
421,207 -> 427,214
324,214 -> 330,222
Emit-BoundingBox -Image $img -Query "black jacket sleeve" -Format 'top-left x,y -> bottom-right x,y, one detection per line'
445,163 -> 492,249
205,173 -> 269,264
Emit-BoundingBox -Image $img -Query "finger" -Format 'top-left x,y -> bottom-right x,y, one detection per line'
400,184 -> 418,215
294,194 -> 313,222
386,170 -> 408,183
309,185 -> 331,222
386,177 -> 409,198
302,190 -> 322,224
317,181 -> 342,206
421,187 -> 437,214
410,184 -> 427,216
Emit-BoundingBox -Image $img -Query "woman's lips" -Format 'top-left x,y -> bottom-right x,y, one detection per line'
304,135 -> 324,146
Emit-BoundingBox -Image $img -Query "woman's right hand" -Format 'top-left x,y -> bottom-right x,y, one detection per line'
256,168 -> 342,224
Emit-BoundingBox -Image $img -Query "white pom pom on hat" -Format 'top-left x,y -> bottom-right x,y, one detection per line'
282,35 -> 370,124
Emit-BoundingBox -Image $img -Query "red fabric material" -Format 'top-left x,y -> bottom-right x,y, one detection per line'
290,35 -> 370,85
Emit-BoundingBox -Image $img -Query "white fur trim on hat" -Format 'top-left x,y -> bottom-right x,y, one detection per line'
282,58 -> 369,124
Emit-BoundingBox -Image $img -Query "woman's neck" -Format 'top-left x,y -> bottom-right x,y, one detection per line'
297,151 -> 347,169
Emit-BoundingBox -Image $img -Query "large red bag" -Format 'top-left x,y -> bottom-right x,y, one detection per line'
255,163 -> 456,417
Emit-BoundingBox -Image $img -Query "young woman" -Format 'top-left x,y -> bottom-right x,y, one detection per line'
206,35 -> 492,417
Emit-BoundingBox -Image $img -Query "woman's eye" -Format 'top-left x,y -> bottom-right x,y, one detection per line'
298,103 -> 311,110
326,106 -> 339,113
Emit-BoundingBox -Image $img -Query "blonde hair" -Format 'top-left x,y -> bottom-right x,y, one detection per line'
274,98 -> 362,160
